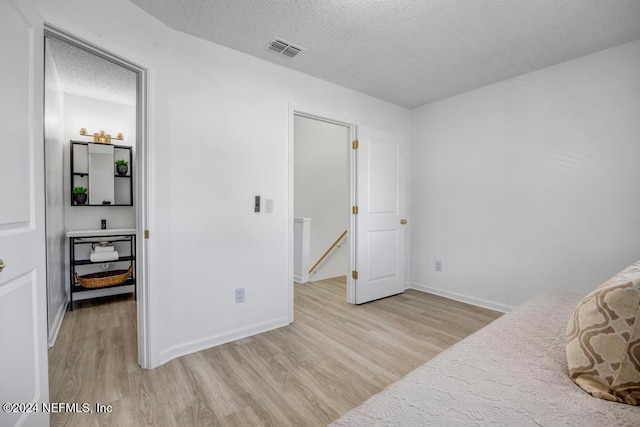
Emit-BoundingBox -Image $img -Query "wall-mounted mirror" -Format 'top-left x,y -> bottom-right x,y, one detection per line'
71,141 -> 133,206
88,143 -> 115,205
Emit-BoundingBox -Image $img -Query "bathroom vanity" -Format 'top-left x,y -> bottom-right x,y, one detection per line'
67,228 -> 136,310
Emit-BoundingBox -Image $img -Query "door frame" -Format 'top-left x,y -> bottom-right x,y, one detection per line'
43,24 -> 152,368
288,104 -> 358,318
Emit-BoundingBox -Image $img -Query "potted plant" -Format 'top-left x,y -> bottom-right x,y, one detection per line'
73,187 -> 88,205
115,159 -> 129,176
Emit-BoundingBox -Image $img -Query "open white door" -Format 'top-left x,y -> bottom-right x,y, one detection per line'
354,127 -> 406,304
0,1 -> 49,426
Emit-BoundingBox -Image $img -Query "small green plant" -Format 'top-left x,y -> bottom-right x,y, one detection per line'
73,186 -> 87,194
115,159 -> 129,166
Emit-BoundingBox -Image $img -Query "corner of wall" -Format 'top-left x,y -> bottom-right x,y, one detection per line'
156,317 -> 291,368
407,282 -> 512,313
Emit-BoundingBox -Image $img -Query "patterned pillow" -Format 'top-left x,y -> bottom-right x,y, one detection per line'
566,261 -> 640,405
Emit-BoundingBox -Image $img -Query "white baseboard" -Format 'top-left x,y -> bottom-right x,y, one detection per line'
406,282 -> 512,313
156,316 -> 291,368
48,300 -> 68,348
294,274 -> 310,284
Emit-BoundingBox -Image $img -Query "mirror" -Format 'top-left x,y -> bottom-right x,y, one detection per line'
88,143 -> 114,205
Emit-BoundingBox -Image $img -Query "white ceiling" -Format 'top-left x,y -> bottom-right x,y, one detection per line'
47,37 -> 137,106
129,0 -> 640,108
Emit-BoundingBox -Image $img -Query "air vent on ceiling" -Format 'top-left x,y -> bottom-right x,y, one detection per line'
265,38 -> 305,58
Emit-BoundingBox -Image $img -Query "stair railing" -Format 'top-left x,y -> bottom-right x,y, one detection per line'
309,230 -> 347,275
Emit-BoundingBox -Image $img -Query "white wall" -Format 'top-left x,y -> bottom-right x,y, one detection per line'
409,39 -> 640,311
44,39 -> 67,346
35,0 -> 411,367
294,116 -> 349,282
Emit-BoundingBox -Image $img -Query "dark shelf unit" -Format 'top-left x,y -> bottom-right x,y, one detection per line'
70,140 -> 133,206
68,232 -> 136,311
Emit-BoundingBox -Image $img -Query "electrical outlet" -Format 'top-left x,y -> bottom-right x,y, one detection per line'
235,288 -> 245,303
435,260 -> 442,272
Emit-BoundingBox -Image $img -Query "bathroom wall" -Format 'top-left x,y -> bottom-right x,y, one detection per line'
44,39 -> 67,346
63,93 -> 136,230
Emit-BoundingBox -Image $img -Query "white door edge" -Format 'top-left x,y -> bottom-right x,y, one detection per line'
1,1 -> 48,425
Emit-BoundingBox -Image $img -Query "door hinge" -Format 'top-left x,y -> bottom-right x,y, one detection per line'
144,230 -> 149,239
352,139 -> 359,149
352,205 -> 358,215
352,270 -> 358,280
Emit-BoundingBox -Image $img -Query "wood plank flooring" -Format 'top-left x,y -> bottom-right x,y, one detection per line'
48,277 -> 502,426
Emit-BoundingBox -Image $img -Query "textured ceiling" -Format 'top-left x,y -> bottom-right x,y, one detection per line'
129,0 -> 640,108
47,37 -> 137,106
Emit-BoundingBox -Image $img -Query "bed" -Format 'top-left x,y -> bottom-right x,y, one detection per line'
331,292 -> 640,426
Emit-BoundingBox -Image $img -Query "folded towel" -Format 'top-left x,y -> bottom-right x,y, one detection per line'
90,251 -> 119,262
93,244 -> 114,253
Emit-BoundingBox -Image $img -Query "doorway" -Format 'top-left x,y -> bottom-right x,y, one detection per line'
291,110 -> 357,308
43,25 -> 150,367
290,109 -> 408,314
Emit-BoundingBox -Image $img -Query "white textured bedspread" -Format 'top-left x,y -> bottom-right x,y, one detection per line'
331,292 -> 640,426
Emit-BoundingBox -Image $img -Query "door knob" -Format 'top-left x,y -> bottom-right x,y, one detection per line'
400,219 -> 408,225
0,259 -> 5,272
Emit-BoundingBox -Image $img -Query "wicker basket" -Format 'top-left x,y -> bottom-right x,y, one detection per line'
75,265 -> 133,289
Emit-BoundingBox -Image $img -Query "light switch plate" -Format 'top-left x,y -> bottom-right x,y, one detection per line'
265,199 -> 274,213
235,288 -> 245,303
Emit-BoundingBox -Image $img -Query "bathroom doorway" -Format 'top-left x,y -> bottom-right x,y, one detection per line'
43,26 -> 150,367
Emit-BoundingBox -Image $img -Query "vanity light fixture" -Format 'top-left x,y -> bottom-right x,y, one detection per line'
79,127 -> 124,144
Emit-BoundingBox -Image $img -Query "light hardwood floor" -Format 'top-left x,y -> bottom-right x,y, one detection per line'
49,277 -> 502,426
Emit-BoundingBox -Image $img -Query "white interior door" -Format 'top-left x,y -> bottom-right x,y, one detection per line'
354,127 -> 406,304
0,1 -> 49,426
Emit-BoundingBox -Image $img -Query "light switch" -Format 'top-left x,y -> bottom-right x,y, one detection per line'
254,195 -> 260,212
265,199 -> 274,213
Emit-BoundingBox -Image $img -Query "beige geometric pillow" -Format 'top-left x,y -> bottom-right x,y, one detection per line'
566,261 -> 640,405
